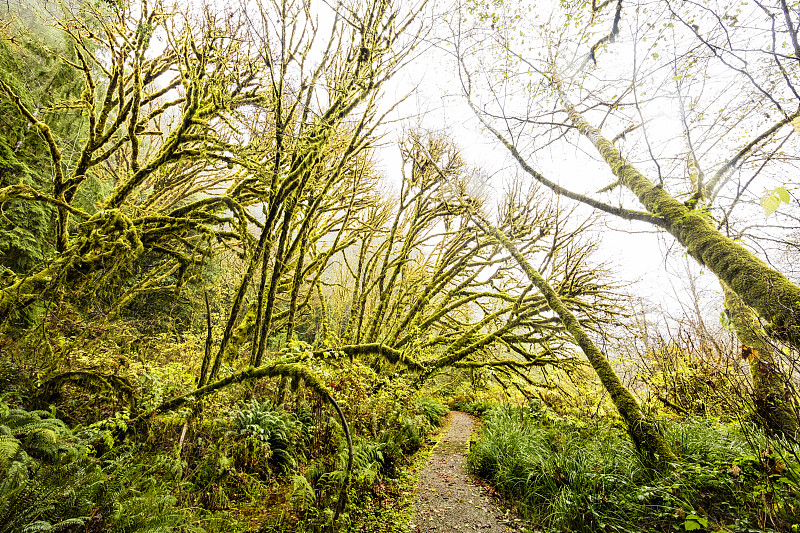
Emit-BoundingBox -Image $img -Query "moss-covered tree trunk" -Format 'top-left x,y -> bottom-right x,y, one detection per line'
470,211 -> 676,465
559,98 -> 800,352
722,282 -> 797,436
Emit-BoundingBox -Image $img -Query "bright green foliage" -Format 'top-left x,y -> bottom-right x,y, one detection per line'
231,400 -> 301,473
761,186 -> 792,217
414,397 -> 449,428
639,340 -> 748,418
468,404 -> 800,532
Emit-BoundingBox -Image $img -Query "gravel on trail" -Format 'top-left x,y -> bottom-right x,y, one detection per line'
410,412 -> 524,533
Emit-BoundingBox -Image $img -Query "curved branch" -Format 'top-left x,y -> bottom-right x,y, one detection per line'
134,360 -> 353,526
0,184 -> 91,220
452,358 -> 559,369
315,344 -> 425,372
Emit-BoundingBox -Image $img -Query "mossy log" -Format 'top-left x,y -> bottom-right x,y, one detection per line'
314,343 -> 425,372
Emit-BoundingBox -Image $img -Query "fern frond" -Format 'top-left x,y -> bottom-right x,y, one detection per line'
50,517 -> 89,531
0,434 -> 21,468
20,520 -> 54,533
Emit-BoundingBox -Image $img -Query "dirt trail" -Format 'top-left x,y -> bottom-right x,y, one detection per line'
410,412 -> 523,533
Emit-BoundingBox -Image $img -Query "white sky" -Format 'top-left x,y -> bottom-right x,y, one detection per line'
370,14 -> 727,332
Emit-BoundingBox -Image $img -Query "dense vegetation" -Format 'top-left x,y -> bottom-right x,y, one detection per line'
466,403 -> 799,532
0,0 -> 799,531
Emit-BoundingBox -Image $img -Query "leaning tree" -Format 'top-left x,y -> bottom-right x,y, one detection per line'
454,0 -> 800,434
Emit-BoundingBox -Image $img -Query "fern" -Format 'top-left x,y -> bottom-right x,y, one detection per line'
0,401 -> 201,532
291,474 -> 316,510
415,397 -> 448,427
0,461 -> 99,533
231,400 -> 299,473
20,521 -> 54,533
0,434 -> 21,468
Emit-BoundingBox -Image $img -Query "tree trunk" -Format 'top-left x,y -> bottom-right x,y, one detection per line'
722,282 -> 797,436
562,100 -> 800,353
471,211 -> 676,465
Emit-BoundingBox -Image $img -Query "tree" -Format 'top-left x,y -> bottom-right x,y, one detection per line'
311,133 -> 622,388
0,2 -> 431,523
0,0 -> 267,320
456,0 -> 800,345
197,0 -> 430,385
0,2 -> 86,274
404,133 -> 675,464
722,281 -> 798,435
454,0 -> 800,430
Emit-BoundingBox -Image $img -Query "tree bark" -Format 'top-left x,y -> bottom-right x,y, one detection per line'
560,98 -> 800,352
722,282 -> 797,436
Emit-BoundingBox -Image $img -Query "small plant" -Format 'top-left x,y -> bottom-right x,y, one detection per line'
231,399 -> 300,473
415,397 -> 448,427
467,405 -> 800,532
0,401 -> 197,532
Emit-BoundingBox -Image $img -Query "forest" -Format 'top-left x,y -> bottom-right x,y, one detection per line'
0,0 -> 798,531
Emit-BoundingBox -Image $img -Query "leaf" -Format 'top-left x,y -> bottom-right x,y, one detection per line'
792,117 -> 800,136
761,194 -> 781,216
760,186 -> 791,217
684,513 -> 708,531
685,514 -> 709,530
672,75 -> 683,81
0,435 -> 21,468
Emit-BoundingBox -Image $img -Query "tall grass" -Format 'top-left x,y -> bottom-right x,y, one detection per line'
467,404 -> 800,532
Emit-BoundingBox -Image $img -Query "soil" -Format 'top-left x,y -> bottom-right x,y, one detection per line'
409,412 -> 525,533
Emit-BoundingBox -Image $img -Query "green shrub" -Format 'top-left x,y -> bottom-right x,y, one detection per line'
231,399 -> 300,473
450,397 -> 494,416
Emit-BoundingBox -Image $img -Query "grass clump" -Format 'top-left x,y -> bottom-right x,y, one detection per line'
467,404 -> 800,532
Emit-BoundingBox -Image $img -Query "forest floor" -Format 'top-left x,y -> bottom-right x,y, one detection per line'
409,412 -> 526,533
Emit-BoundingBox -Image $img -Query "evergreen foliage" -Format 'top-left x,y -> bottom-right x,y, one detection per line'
0,400 -> 198,532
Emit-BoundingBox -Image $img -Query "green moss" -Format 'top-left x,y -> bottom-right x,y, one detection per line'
569,102 -> 800,352
469,209 -> 676,465
722,282 -> 797,435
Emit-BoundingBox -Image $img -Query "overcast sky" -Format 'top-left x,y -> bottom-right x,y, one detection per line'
369,7 -> 727,333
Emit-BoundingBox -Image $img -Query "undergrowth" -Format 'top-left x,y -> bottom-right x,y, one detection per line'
0,335 -> 451,533
467,403 -> 800,533
0,400 -> 198,533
